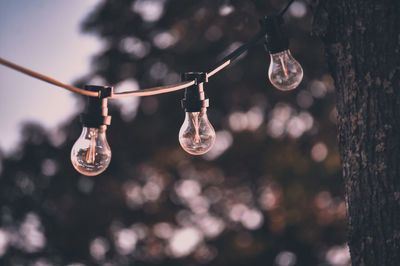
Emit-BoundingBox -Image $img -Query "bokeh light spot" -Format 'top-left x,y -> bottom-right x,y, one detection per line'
132,0 -> 166,22
275,251 -> 297,266
120,37 -> 150,58
219,4 -> 234,16
19,213 -> 46,253
203,130 -> 233,160
153,222 -> 173,239
241,209 -> 263,230
41,159 -> 58,176
289,1 -> 307,18
115,228 -> 138,255
90,237 -> 109,260
0,229 -> 9,257
325,245 -> 351,266
311,142 -> 328,162
309,80 -> 328,98
153,31 -> 177,49
168,227 -> 203,258
175,179 -> 201,199
114,79 -> 141,122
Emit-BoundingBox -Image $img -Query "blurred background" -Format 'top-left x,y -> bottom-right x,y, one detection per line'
0,0 -> 349,265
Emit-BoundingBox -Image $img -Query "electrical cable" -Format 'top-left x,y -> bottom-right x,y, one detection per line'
207,26 -> 268,78
111,80 -> 196,98
0,57 -> 99,97
0,0 -> 298,98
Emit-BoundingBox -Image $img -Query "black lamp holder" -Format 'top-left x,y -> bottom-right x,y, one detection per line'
80,85 -> 113,128
262,16 -> 289,54
181,72 -> 209,113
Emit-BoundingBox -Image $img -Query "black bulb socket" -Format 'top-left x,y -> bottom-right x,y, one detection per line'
261,16 -> 289,54
80,85 -> 112,128
181,72 -> 209,113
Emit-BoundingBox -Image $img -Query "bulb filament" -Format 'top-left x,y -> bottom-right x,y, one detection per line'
85,129 -> 97,164
279,55 -> 289,78
191,112 -> 201,144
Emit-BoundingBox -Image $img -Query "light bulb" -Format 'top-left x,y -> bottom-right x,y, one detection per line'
179,108 -> 216,155
268,49 -> 303,91
71,125 -> 111,176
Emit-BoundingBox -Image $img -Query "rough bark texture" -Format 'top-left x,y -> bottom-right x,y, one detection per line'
312,0 -> 400,265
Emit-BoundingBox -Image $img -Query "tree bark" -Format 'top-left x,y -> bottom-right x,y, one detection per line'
312,0 -> 400,265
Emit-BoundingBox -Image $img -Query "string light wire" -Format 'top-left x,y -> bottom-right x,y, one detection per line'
0,57 -> 99,97
0,0 -> 297,99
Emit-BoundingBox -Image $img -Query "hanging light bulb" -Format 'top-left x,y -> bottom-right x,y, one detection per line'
179,108 -> 216,155
263,16 -> 303,91
268,49 -> 303,91
179,72 -> 216,155
71,125 -> 111,176
71,85 -> 113,176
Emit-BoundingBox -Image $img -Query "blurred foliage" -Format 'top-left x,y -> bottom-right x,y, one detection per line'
0,0 -> 348,265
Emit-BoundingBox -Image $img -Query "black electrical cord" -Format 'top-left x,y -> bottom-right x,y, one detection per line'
0,0 -> 299,97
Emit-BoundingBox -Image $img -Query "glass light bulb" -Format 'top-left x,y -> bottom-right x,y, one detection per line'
179,108 -> 216,155
71,126 -> 111,176
268,49 -> 303,91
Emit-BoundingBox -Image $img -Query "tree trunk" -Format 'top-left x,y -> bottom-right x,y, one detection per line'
312,0 -> 400,265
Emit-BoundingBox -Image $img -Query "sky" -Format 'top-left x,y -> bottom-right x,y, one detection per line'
0,0 -> 102,154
